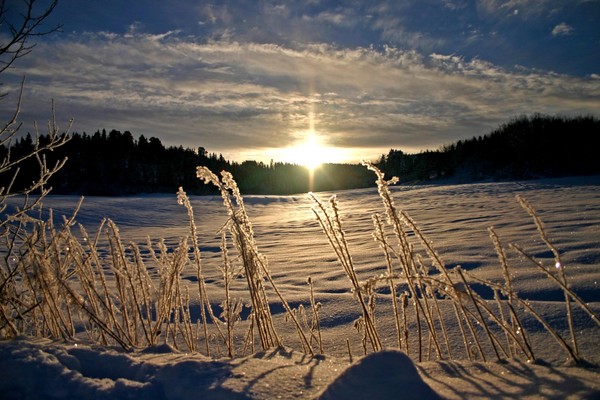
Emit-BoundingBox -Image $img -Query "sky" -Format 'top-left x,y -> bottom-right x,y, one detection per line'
1,0 -> 599,164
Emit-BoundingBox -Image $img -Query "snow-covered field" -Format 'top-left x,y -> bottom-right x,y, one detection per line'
2,175 -> 600,399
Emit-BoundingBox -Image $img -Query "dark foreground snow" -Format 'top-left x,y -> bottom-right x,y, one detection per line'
1,337 -> 599,399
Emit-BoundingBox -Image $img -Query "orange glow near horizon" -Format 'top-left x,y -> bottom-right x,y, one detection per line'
238,104 -> 381,170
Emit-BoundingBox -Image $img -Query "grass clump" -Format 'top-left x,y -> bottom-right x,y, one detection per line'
310,193 -> 382,353
195,167 -> 313,355
309,162 -> 599,364
1,162 -> 598,366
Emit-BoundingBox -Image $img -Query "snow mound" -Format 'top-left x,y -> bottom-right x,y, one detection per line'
318,350 -> 440,400
0,338 -> 159,400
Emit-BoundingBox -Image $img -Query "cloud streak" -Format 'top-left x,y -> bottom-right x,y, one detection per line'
552,22 -> 574,37
2,30 -> 599,163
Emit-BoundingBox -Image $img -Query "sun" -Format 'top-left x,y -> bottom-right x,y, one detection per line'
277,130 -> 350,178
294,134 -> 328,171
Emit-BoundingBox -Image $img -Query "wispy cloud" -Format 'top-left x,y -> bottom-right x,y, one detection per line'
2,30 -> 599,162
476,0 -> 557,19
552,22 -> 574,37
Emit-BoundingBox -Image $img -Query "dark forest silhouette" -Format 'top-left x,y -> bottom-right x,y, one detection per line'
1,114 -> 598,196
378,114 -> 599,183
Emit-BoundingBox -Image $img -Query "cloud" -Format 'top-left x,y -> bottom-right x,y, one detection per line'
552,22 -> 574,36
300,6 -> 362,29
442,0 -> 468,10
2,30 -> 599,163
475,0 -> 570,20
198,4 -> 234,26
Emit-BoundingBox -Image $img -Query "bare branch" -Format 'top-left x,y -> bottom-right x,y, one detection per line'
0,0 -> 61,74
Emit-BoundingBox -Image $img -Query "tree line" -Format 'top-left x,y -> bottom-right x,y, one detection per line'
1,114 -> 598,196
378,114 -> 599,183
0,129 -> 372,195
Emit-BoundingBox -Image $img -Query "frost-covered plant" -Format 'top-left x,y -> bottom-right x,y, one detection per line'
196,167 -> 279,350
307,277 -> 324,354
0,0 -> 70,337
310,192 -> 382,352
289,279 -> 325,356
218,231 -> 244,357
353,161 -> 599,364
361,162 -> 446,361
196,166 -> 311,354
2,154 -> 598,365
365,161 -> 532,362
0,108 -> 72,338
506,195 -> 598,362
516,195 -> 577,355
372,213 -> 402,349
1,203 -> 211,352
177,187 -> 228,355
